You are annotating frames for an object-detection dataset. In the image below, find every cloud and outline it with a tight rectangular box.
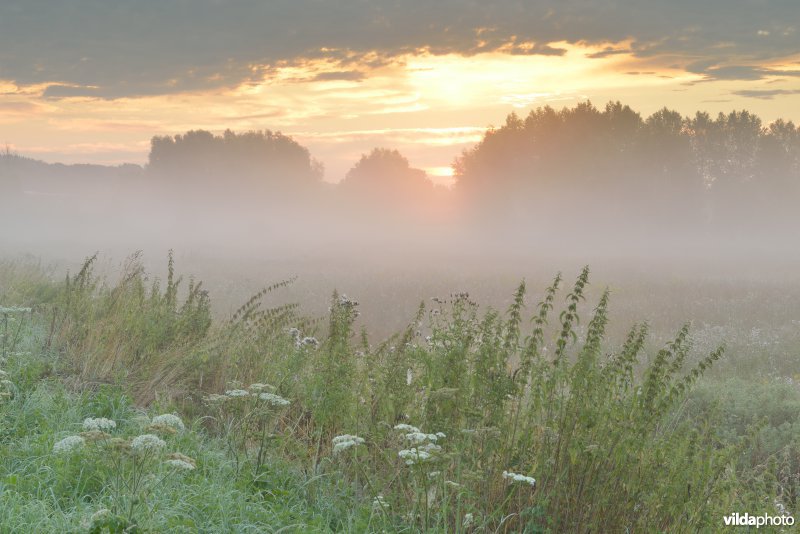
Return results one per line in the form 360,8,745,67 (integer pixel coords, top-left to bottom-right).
1,1,798,99
732,88,800,100
312,70,366,82
588,47,631,59
685,61,800,82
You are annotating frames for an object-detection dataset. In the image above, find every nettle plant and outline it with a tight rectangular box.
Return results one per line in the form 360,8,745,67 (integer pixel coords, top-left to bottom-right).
315,268,733,532
52,412,194,530
203,382,291,478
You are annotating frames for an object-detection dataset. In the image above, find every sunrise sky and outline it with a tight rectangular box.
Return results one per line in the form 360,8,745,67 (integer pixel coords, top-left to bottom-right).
1,1,799,184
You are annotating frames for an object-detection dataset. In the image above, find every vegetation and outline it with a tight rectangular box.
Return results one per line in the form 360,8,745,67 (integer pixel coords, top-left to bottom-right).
2,255,797,532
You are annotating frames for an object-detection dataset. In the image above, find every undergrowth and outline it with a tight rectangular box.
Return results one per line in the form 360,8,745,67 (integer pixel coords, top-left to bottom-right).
0,254,796,532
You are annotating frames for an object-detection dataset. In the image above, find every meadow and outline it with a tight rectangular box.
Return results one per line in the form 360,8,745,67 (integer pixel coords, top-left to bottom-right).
1,253,799,532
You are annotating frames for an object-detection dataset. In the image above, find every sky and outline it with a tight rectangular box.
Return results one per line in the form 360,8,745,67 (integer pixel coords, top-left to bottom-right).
1,1,799,185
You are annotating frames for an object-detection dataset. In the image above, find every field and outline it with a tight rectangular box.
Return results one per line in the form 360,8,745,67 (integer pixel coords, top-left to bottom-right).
1,253,799,532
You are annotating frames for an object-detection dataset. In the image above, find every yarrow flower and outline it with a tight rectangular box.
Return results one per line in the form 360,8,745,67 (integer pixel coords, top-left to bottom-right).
131,434,166,452
393,424,420,433
151,413,185,432
82,417,117,432
203,393,228,404
405,431,446,444
53,435,86,454
165,458,196,471
463,513,474,528
502,470,536,487
248,383,275,393
398,448,433,465
332,434,365,454
257,392,291,407
225,389,250,398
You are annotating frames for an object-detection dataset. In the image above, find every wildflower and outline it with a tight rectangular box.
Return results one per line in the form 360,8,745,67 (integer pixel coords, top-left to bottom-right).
463,513,474,528
393,423,420,433
151,413,185,432
445,480,462,488
248,383,275,393
332,434,365,454
428,471,441,478
131,434,166,452
82,417,117,432
502,470,536,487
257,392,291,407
165,459,196,471
405,431,444,445
225,389,250,398
398,446,439,465
53,435,86,454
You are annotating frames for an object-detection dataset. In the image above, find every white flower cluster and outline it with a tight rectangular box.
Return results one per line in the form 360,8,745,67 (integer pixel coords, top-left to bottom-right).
151,413,185,431
257,392,291,407
248,383,275,393
82,417,117,432
332,434,365,454
393,424,445,465
502,470,536,487
131,434,166,452
53,435,86,454
405,431,446,444
225,389,250,398
463,513,474,528
165,458,195,471
398,447,437,465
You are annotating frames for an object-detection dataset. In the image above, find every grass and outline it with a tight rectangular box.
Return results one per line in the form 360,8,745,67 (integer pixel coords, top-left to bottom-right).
1,254,798,532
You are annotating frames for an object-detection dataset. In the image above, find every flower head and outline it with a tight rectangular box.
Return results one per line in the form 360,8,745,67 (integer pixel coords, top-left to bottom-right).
332,434,365,454
82,417,117,432
463,513,474,528
502,470,536,487
248,383,275,393
151,413,185,432
53,435,86,454
225,389,250,398
257,392,291,407
165,458,196,471
131,434,166,452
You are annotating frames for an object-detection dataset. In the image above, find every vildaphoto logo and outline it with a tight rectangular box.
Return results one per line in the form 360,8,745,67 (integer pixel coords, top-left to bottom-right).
723,512,794,528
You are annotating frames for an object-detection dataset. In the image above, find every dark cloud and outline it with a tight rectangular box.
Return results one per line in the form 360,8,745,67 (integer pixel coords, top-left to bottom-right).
732,88,800,99
588,47,631,59
685,61,800,82
1,0,799,98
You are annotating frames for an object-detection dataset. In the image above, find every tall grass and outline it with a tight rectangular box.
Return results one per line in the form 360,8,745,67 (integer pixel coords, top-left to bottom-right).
1,255,795,531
